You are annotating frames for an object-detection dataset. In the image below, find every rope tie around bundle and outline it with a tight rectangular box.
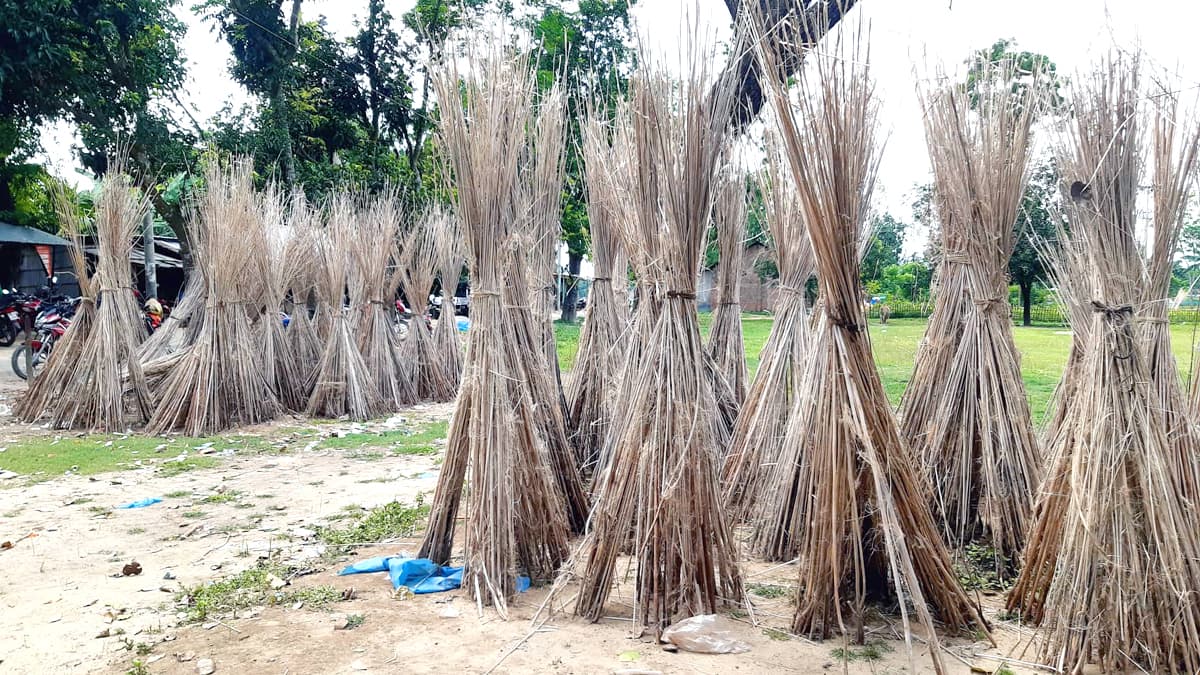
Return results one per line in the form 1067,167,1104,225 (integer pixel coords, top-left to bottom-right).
942,252,971,265
665,289,697,300
971,296,1010,316
776,283,805,297
1090,300,1134,320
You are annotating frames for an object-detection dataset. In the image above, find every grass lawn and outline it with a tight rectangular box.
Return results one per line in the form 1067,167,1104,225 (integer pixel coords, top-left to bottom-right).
555,315,1200,424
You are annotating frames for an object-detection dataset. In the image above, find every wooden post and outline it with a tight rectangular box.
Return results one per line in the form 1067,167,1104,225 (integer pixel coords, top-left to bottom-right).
143,211,158,300
22,310,32,383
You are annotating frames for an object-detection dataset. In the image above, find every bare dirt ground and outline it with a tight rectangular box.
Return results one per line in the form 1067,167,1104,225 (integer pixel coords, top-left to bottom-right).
0,375,1046,675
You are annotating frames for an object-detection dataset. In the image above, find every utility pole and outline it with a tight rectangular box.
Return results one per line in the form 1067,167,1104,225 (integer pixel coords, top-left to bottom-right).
142,211,158,299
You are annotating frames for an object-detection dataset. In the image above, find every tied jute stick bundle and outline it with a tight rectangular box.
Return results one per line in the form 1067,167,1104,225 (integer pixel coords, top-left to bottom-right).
750,15,987,667
1035,215,1090,444
587,101,660,482
281,198,323,396
17,161,152,430
706,170,749,406
721,137,815,520
256,185,306,412
147,160,281,435
306,194,388,420
417,51,575,614
567,113,631,474
572,47,744,635
526,85,571,426
897,59,1042,561
398,208,458,402
430,208,464,392
353,193,417,410
1008,55,1200,674
1143,93,1200,501
500,83,589,532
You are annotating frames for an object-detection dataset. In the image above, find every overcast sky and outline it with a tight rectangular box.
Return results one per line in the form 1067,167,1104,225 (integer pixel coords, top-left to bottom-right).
40,0,1200,257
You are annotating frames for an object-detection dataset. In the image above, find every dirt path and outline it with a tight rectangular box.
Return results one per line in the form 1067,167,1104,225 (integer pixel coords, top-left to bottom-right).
0,404,451,674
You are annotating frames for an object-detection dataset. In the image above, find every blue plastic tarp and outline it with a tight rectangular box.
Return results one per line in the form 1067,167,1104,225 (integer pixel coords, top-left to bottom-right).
338,556,528,594
118,497,162,509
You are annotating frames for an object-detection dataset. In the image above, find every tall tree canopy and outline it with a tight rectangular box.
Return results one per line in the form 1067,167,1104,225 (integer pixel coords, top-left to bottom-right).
0,0,186,229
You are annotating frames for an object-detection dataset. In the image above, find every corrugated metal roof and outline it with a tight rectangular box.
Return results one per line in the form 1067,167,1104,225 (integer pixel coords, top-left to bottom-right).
0,221,71,246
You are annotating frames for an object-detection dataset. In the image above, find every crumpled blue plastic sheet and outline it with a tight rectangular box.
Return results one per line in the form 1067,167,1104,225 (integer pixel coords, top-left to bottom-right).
338,556,529,594
118,497,162,509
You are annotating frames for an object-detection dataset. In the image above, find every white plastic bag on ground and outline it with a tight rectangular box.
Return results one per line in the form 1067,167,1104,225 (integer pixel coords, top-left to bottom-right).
660,614,751,654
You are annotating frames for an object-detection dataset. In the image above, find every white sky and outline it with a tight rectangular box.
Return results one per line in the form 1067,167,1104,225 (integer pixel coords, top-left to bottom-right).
38,0,1200,257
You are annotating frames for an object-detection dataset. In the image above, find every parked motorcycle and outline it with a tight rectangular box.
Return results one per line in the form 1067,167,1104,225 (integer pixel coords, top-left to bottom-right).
12,297,78,380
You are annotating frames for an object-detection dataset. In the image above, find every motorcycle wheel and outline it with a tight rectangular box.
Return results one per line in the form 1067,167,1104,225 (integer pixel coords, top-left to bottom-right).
11,344,29,380
0,321,15,347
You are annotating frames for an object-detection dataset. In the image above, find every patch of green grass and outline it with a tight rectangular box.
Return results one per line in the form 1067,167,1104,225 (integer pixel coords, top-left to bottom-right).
158,457,221,477
164,490,192,498
748,583,790,599
291,585,341,607
317,499,429,554
2,509,21,517
87,505,110,515
318,422,448,458
831,640,893,663
182,510,207,519
0,434,293,485
344,613,366,630
557,315,1200,424
125,661,150,675
201,490,242,504
954,542,1013,592
179,562,341,622
995,667,1016,675
127,527,146,535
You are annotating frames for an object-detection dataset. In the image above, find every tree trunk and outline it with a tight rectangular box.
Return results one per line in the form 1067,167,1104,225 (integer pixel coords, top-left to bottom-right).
276,0,303,191
1020,280,1033,327
0,169,14,215
560,252,581,323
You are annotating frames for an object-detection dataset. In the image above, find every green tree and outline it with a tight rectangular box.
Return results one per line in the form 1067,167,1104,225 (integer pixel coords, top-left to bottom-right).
862,213,907,285
0,0,186,228
529,0,636,322
198,0,305,188
1009,160,1058,325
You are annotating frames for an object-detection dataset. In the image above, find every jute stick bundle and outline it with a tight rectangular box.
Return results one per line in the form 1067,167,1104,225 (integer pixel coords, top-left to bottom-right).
430,208,464,392
352,193,416,410
1008,55,1200,673
706,171,749,406
1142,94,1200,500
897,60,1042,560
573,48,744,635
282,198,323,397
306,195,387,420
256,185,306,411
526,86,571,425
721,138,815,520
417,51,574,613
147,160,281,434
589,102,658,482
17,161,152,430
567,114,630,473
750,15,986,668
398,208,458,402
